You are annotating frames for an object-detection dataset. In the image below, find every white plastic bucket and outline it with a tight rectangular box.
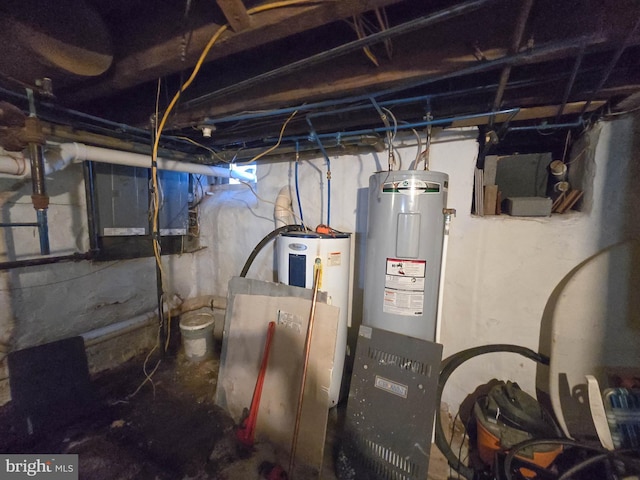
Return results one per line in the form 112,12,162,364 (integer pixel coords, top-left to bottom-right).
179,311,215,361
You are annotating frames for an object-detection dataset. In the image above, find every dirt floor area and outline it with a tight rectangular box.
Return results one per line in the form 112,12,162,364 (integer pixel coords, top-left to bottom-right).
0,343,453,480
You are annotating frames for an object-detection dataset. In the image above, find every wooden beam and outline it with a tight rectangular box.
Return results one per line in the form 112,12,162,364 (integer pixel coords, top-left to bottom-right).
168,23,637,130
166,39,582,127
67,0,406,103
216,0,251,32
450,101,606,127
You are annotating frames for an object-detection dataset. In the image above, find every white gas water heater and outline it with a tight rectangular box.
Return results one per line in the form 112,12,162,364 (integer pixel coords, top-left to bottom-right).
363,170,450,341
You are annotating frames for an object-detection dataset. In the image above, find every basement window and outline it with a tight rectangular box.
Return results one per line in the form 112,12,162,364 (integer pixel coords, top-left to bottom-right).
476,153,554,216
229,163,257,184
86,162,197,260
474,128,586,217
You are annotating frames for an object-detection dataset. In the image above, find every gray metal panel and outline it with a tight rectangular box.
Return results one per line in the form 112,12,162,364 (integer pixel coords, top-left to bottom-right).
94,163,148,236
94,165,189,237
342,325,443,480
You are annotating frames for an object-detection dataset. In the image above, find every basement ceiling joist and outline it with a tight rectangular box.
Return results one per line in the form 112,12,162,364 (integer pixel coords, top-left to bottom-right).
160,1,640,130
0,0,639,153
65,0,407,103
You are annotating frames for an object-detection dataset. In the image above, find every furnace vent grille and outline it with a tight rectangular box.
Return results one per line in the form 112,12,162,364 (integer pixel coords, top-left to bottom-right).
367,347,432,377
342,326,442,480
364,439,418,479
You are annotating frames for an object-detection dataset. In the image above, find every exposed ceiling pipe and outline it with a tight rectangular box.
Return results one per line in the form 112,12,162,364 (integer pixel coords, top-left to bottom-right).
294,107,521,143
190,35,594,137
579,14,640,117
0,142,255,182
490,0,534,119
555,42,586,122
0,85,195,150
181,0,501,110
202,62,606,135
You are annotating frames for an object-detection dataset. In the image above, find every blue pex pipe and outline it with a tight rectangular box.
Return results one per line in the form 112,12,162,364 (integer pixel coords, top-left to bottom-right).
306,119,332,226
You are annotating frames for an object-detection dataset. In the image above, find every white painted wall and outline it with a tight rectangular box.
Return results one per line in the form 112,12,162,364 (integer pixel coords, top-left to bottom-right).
0,113,637,418
195,115,640,416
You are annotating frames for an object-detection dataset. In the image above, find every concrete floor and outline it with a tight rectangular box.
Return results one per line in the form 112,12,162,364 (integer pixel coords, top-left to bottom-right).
0,346,454,480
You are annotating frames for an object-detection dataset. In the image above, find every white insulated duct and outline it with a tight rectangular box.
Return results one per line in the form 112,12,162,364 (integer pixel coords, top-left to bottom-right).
0,142,255,182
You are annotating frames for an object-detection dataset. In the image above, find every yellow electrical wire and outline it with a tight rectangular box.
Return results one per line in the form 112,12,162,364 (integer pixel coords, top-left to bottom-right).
351,15,379,67
236,109,298,165
152,0,328,160
148,1,329,360
175,136,232,163
151,1,328,244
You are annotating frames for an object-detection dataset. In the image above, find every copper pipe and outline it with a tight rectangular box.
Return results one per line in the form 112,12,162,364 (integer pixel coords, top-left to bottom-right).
289,266,321,478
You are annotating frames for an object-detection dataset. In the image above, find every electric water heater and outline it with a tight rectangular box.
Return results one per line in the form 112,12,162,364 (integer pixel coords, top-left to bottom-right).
276,231,352,407
363,170,448,341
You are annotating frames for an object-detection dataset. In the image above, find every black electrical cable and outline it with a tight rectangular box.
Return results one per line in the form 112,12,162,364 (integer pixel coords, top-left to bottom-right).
503,438,640,480
434,344,551,480
239,224,306,278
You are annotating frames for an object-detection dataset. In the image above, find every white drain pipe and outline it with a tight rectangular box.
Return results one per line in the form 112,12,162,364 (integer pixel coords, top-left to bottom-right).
0,149,56,178
274,185,295,227
0,142,254,182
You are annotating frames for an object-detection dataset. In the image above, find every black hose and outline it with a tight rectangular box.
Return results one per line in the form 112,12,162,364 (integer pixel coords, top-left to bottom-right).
240,224,306,278
434,344,551,480
503,439,640,480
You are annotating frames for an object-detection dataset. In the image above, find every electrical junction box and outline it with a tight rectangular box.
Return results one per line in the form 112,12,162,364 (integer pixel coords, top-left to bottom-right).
504,196,552,217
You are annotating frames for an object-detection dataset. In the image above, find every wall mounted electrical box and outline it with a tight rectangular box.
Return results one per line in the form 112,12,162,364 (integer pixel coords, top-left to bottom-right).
91,163,190,259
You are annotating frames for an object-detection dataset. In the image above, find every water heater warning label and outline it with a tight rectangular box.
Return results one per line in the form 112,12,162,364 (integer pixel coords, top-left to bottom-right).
384,258,426,316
